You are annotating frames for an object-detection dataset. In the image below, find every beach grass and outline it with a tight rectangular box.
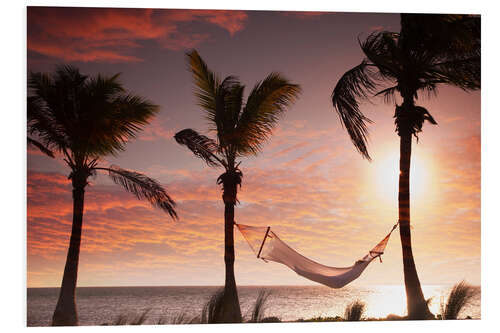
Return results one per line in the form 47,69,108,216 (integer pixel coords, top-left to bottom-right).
439,281,478,320
104,308,151,325
248,290,272,323
200,288,226,323
100,282,478,325
344,300,365,321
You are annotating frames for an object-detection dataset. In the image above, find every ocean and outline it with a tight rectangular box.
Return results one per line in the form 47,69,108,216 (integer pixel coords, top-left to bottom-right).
27,285,481,326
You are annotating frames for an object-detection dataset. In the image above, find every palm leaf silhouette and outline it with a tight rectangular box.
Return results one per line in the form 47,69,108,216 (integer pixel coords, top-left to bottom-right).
330,14,480,319
175,50,300,322
28,65,177,326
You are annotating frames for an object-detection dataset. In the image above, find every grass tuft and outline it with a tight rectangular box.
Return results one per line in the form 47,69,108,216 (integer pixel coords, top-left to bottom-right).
170,311,200,324
249,290,272,323
440,281,478,320
106,309,151,325
344,300,366,321
200,288,226,324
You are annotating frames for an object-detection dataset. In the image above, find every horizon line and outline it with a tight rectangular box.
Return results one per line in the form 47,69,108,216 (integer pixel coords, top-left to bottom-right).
27,283,480,289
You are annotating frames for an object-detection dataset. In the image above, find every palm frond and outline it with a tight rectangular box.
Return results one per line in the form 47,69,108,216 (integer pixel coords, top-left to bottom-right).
101,165,177,219
27,136,55,158
236,72,301,155
174,129,223,167
375,85,398,104
331,14,479,162
400,14,480,60
360,32,400,80
54,64,88,86
84,72,124,98
186,50,220,120
28,71,53,99
110,94,159,135
212,76,244,151
27,84,69,151
399,14,480,93
187,50,247,149
28,66,158,160
431,57,480,90
331,60,378,160
76,80,158,157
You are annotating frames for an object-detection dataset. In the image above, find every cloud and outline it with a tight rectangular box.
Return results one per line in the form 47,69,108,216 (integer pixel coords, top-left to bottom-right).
27,7,248,63
273,142,311,158
26,157,378,287
369,25,385,32
26,127,481,287
281,145,331,167
138,117,175,142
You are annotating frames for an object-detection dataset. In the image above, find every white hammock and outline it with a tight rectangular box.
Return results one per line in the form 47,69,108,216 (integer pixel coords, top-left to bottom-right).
236,223,398,288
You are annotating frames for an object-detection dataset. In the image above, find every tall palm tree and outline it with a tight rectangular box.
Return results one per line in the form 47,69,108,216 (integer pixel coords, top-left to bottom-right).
175,50,300,323
331,14,480,319
27,65,178,326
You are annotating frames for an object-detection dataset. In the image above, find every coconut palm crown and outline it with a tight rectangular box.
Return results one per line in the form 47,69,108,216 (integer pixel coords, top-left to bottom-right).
175,50,300,322
28,65,178,326
331,14,479,319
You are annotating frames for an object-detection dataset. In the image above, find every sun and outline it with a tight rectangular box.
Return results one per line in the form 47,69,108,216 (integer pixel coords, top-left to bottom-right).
372,150,430,205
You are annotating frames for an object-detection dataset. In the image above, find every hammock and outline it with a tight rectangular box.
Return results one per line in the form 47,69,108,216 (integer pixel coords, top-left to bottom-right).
236,223,398,288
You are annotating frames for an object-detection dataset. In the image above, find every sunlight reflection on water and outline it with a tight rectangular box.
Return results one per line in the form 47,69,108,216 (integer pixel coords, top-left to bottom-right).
27,284,480,326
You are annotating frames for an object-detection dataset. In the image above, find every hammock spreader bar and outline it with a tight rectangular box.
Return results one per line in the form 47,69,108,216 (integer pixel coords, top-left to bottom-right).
257,226,271,259
236,222,399,289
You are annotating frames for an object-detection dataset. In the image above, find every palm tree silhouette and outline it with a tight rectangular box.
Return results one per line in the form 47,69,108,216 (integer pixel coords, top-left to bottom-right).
175,50,300,323
331,14,480,319
28,65,178,326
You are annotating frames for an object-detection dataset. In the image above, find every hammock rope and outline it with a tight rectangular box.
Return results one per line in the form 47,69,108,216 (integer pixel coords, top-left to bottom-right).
236,221,399,288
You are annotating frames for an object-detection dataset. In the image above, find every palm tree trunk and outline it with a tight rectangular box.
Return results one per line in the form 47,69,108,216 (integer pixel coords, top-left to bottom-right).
220,176,242,323
51,173,87,326
398,130,433,319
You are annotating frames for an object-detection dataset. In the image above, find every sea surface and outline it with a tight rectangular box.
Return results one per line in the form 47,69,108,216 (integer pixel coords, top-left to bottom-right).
27,285,480,326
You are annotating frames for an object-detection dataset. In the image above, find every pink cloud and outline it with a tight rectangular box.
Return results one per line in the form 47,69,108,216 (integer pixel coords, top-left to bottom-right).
273,141,311,158
26,129,481,287
138,118,175,142
282,145,331,167
369,25,385,31
160,9,248,36
27,7,248,63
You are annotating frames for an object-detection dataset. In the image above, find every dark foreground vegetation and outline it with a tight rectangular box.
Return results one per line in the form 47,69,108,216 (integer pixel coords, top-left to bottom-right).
100,281,478,326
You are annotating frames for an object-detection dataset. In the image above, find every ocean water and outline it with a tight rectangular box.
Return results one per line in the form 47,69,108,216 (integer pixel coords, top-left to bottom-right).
27,285,480,326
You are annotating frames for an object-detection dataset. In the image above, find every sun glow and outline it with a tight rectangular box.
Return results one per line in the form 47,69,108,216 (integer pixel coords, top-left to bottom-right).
364,285,447,318
372,150,431,205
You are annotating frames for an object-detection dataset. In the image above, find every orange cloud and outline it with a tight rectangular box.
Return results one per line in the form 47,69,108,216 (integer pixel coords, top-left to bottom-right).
26,126,481,287
27,7,248,63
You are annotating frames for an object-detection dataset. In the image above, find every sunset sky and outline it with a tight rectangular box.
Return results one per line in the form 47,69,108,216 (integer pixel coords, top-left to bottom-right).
27,7,480,288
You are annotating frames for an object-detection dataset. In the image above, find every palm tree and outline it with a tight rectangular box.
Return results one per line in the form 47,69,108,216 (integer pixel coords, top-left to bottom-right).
330,14,480,319
175,50,300,323
27,65,178,326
